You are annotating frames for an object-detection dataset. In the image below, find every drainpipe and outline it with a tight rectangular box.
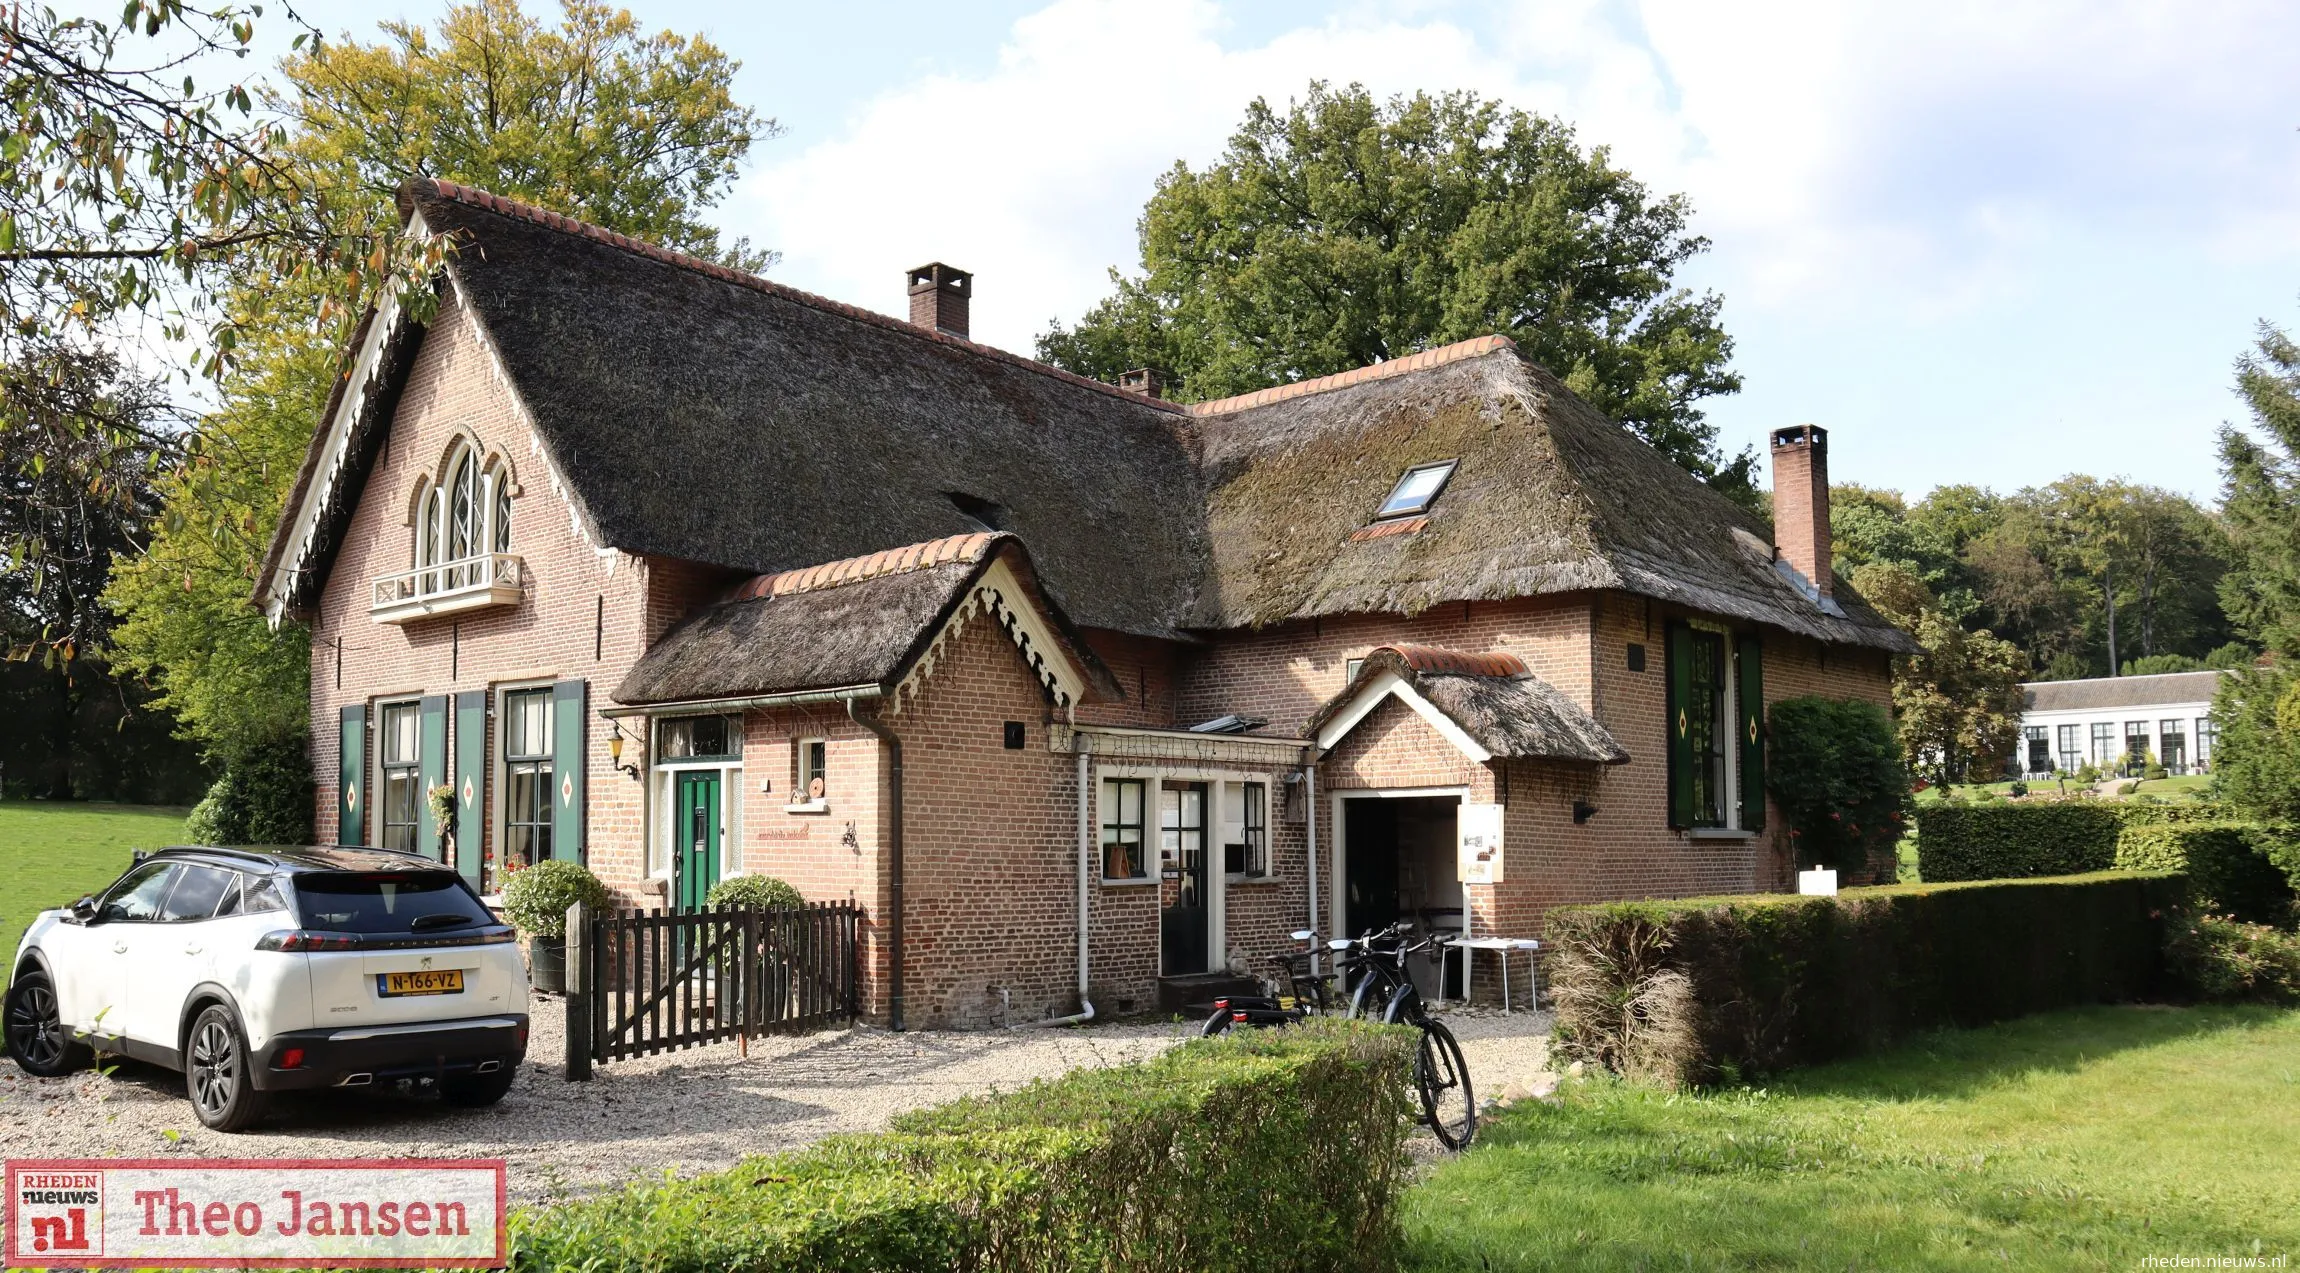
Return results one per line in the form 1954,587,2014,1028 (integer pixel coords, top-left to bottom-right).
849,697,905,1032
1305,753,1321,974
1015,734,1095,1028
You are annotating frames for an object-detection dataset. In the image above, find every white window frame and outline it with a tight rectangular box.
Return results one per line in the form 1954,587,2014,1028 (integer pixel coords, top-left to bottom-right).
650,759,744,883
1222,779,1270,881
374,696,423,853
493,680,556,873
787,737,830,814
1095,762,1287,982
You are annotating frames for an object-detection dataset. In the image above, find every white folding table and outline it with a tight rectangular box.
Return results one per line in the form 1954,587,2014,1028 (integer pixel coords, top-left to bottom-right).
1449,937,1541,1013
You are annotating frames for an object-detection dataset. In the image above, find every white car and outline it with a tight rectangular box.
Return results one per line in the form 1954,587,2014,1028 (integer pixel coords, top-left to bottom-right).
5,846,530,1131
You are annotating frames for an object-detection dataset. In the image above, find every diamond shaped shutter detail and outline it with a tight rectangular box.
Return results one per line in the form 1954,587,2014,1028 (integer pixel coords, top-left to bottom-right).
552,680,587,863
339,704,366,846
1665,621,1695,829
454,691,487,891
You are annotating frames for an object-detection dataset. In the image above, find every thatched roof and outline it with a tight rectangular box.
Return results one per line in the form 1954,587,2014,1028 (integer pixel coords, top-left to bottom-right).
1308,645,1630,765
614,533,1114,709
258,179,1911,655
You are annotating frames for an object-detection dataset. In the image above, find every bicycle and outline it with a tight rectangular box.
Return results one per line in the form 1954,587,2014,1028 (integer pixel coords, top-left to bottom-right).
1195,921,1406,1037
1360,930,1476,1151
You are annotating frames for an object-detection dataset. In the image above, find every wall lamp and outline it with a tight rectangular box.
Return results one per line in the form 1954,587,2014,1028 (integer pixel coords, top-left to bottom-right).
608,724,643,781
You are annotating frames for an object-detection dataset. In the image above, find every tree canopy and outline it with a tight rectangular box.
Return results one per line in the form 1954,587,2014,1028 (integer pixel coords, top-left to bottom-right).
1853,561,2029,787
1036,82,1751,499
2218,321,2300,657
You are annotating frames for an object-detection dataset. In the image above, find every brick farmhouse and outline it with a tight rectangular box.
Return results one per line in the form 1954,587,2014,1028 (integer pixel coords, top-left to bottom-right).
255,178,1915,1029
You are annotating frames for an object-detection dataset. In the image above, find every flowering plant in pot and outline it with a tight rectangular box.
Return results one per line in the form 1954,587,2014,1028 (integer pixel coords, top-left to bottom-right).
500,859,613,993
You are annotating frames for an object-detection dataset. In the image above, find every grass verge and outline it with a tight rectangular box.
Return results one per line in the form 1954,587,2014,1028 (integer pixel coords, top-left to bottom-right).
1404,1004,2300,1271
0,800,188,976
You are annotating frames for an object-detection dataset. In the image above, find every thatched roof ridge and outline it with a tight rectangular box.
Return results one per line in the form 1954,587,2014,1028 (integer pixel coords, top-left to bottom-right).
1186,335,1516,416
1308,645,1629,765
614,533,1113,707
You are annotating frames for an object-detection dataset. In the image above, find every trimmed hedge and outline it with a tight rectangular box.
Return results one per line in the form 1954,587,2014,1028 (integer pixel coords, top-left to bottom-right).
1915,799,2227,882
2116,822,2297,925
510,1018,1414,1272
1547,872,2186,1087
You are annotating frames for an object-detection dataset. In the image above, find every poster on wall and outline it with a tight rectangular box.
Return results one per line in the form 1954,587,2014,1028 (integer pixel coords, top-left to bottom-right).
1457,802,1504,884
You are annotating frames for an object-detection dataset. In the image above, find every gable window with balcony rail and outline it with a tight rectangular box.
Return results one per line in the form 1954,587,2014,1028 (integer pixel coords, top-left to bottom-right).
372,441,525,623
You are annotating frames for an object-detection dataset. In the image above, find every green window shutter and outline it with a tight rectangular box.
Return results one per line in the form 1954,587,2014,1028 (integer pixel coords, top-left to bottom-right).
1665,621,1695,829
418,695,449,862
552,680,588,863
338,704,366,846
1738,636,1766,831
454,691,487,892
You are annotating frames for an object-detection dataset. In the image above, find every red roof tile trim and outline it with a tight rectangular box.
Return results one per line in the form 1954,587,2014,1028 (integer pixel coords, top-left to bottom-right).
727,532,998,602
1347,515,1428,543
415,179,1187,417
1375,644,1529,678
1186,335,1517,417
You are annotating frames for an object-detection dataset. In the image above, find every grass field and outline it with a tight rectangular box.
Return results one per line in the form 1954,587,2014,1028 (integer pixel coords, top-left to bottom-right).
0,800,188,975
1403,1004,2300,1271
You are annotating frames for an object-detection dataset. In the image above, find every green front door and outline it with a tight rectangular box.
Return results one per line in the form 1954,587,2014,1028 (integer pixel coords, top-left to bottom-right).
674,770,722,911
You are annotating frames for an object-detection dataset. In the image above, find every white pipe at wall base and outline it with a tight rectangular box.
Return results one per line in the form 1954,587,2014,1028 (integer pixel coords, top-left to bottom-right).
1016,743,1095,1029
1305,759,1320,975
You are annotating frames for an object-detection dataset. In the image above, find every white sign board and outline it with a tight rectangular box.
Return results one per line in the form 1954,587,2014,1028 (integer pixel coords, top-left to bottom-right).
1797,868,1839,896
1457,802,1505,885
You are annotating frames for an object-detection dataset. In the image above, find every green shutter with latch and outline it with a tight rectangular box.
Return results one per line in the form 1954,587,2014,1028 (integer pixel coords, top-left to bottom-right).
338,704,366,846
454,691,487,891
418,694,449,861
552,680,587,863
1665,621,1696,828
1738,635,1766,831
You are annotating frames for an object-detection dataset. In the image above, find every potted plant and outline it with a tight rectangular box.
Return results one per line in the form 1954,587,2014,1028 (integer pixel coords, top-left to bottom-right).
427,782,457,862
500,859,613,994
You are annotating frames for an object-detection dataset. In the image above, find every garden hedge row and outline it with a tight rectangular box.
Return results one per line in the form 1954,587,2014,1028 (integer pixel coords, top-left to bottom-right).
1914,800,2226,882
509,1018,1415,1272
2115,822,2298,924
1546,871,2187,1087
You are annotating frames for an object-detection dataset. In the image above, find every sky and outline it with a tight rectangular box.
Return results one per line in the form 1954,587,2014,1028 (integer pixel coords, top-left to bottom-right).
268,0,2300,504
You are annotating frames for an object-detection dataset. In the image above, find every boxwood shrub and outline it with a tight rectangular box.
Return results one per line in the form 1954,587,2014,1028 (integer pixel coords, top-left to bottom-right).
509,1018,1414,1272
1915,799,2225,882
1546,871,2186,1087
2115,822,2297,924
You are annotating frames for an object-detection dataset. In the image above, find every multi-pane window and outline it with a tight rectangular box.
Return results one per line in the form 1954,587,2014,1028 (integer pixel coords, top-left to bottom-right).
1224,782,1268,877
2057,724,2082,773
797,739,828,803
2124,721,2151,773
503,687,554,866
2023,725,2050,775
1684,628,1728,827
379,701,421,852
1101,778,1147,880
2090,722,2117,765
659,714,738,760
2159,720,2188,773
2197,717,2219,765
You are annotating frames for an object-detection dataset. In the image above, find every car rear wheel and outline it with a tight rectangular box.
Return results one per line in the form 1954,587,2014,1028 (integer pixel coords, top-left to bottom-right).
186,1005,269,1132
4,971,90,1077
440,1065,517,1108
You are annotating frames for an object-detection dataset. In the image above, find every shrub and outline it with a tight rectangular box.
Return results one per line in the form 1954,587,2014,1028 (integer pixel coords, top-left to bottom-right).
1764,696,1910,875
2008,779,2028,798
2205,664,2300,823
1546,872,2185,1087
2165,914,2300,1004
510,1019,1415,1272
706,873,805,910
500,859,614,938
1915,799,2228,882
2114,822,2296,925
181,731,315,846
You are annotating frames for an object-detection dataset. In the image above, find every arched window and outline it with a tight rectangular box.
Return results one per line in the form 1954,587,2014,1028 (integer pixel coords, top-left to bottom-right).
403,441,514,601
490,461,512,553
446,450,476,563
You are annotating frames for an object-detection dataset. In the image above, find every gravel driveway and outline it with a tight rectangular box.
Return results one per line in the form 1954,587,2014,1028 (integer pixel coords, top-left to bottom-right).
0,1000,1552,1202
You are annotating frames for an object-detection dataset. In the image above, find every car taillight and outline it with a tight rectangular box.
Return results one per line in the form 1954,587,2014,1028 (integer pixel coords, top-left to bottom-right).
256,930,359,952
277,1048,305,1070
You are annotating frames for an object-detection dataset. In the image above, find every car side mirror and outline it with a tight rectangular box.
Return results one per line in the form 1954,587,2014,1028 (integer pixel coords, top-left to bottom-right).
70,895,99,924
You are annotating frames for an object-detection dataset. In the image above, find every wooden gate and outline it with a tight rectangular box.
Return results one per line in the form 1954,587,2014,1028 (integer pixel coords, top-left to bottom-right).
564,901,860,1077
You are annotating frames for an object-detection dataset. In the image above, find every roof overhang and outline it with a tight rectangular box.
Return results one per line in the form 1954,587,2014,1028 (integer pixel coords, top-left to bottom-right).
1315,667,1495,763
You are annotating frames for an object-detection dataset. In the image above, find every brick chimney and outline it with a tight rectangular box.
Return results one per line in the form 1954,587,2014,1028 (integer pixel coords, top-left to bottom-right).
907,262,971,338
1770,424,1832,598
1117,368,1164,400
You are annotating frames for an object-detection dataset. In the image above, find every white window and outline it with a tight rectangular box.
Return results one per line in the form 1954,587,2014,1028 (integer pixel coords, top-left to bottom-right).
412,442,511,576
1222,781,1268,878
1376,460,1457,519
1100,777,1148,881
794,738,828,807
501,687,554,868
378,700,421,853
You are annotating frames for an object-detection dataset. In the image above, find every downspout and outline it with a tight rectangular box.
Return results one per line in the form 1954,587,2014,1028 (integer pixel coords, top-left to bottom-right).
1305,752,1321,974
849,697,905,1032
1016,728,1095,1027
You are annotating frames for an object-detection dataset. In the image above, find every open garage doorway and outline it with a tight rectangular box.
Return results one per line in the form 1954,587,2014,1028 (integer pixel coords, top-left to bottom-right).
1334,790,1467,1000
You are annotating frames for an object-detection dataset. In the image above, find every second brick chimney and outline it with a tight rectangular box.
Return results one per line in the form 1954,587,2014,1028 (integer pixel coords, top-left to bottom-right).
1770,424,1832,598
907,262,971,339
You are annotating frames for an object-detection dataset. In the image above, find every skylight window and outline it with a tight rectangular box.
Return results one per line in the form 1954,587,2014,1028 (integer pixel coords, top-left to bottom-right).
1376,461,1457,520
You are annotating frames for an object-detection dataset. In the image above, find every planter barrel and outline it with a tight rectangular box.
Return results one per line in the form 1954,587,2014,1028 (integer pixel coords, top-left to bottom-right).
529,934,568,994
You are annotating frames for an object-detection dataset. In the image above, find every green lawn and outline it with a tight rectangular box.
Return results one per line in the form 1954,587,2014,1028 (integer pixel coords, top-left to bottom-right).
0,800,188,975
1404,1005,2300,1271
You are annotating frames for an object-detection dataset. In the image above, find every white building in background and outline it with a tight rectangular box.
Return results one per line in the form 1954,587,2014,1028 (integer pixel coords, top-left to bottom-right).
2014,670,2227,778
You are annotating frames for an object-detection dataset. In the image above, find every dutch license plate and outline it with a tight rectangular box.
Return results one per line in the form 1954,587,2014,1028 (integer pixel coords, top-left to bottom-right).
377,969,464,997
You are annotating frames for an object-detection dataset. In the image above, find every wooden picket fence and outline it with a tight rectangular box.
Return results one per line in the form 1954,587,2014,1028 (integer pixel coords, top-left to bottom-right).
564,901,860,1077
